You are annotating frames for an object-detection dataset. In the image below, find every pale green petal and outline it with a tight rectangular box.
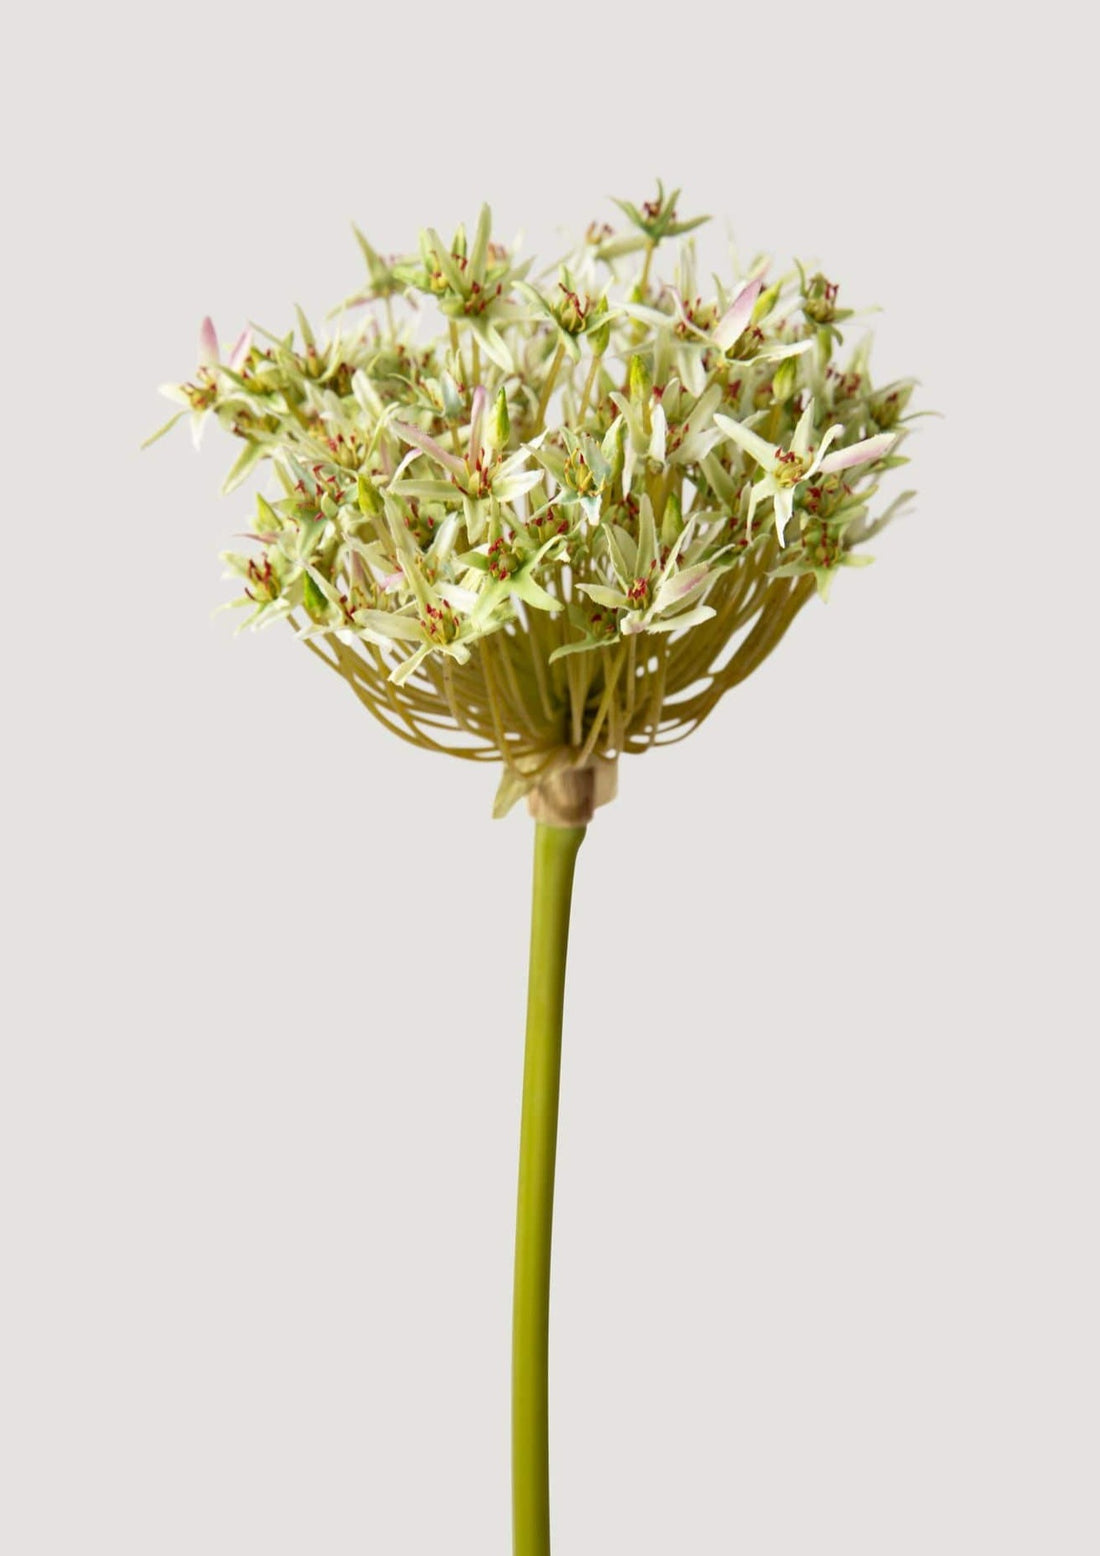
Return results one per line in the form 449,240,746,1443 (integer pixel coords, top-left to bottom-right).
389,642,434,685
222,440,265,494
644,604,716,634
714,413,779,471
578,583,631,609
141,410,186,448
510,570,564,613
790,398,815,459
493,468,544,502
636,494,658,576
354,610,424,643
774,489,795,546
648,403,667,465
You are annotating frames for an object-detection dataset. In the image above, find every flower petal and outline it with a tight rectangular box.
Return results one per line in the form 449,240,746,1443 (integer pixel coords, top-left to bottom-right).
392,420,466,478
790,398,815,459
197,317,219,367
714,413,780,472
648,402,667,465
468,385,487,463
713,278,763,352
774,488,794,546
817,431,897,475
227,328,253,372
653,562,710,613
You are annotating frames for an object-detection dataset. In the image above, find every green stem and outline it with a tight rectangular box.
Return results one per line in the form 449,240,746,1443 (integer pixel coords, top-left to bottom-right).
532,340,566,435
512,820,585,1556
638,238,656,299
577,351,603,424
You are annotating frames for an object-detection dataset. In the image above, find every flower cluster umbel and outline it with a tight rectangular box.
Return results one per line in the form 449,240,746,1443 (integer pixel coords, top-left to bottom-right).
151,183,919,814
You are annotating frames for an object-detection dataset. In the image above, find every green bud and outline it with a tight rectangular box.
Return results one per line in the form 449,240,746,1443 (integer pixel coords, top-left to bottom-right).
587,296,611,357
440,371,464,422
803,272,839,324
772,358,798,403
601,417,625,483
628,352,652,406
870,383,913,430
357,474,383,517
302,571,329,622
753,283,780,323
487,386,510,451
294,304,316,351
255,494,280,533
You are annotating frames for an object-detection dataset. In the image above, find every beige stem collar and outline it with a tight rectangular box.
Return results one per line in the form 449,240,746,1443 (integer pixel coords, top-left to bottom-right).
527,758,619,828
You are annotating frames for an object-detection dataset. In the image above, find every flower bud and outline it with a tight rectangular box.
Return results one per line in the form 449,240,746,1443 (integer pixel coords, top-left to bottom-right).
803,272,839,324
628,352,652,406
753,282,779,322
870,383,913,430
772,357,798,403
587,296,611,357
357,474,383,517
440,371,464,422
302,571,330,622
486,386,510,452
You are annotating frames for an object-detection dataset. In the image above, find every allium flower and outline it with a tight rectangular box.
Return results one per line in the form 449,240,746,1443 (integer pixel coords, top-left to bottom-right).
149,317,251,449
715,398,897,545
152,190,918,820
150,185,923,1556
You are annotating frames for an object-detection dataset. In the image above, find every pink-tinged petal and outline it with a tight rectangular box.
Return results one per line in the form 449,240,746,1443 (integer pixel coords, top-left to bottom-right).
817,432,897,475
197,316,219,367
227,328,253,372
713,278,763,352
380,569,404,593
392,420,466,478
468,385,487,462
653,562,710,613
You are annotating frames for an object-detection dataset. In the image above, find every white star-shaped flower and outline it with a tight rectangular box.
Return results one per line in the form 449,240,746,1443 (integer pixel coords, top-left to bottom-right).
714,399,896,544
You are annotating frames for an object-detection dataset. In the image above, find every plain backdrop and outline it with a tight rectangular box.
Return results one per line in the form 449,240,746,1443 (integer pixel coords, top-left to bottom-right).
3,3,1096,1553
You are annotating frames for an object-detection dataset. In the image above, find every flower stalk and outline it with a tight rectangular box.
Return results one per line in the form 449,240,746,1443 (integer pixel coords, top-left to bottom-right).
512,818,585,1556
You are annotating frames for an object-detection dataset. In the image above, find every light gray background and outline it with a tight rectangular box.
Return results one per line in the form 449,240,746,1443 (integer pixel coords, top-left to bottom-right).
3,3,1096,1552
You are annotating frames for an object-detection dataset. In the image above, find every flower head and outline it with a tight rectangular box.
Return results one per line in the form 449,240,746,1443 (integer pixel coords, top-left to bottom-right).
150,187,922,816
